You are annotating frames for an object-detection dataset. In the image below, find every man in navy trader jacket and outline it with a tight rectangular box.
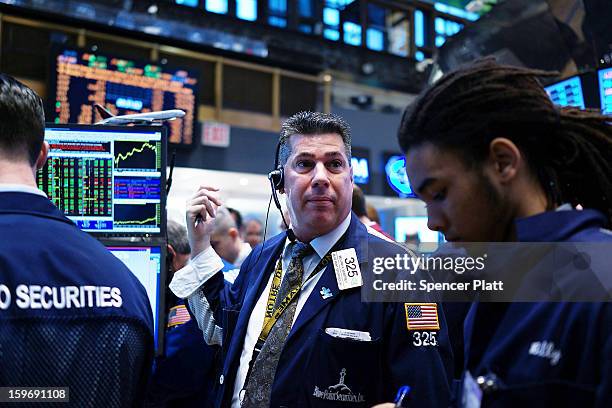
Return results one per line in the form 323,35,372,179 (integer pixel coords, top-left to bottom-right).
171,112,453,407
0,74,154,406
397,59,612,407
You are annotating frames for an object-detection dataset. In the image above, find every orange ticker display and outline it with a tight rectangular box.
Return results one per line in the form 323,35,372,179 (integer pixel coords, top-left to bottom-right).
50,48,198,145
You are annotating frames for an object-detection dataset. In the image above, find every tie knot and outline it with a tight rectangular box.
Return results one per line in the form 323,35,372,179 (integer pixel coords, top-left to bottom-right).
290,241,313,260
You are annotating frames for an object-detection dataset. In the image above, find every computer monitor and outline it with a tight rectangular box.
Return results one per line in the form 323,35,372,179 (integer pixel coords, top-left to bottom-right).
49,48,198,145
103,242,165,352
38,124,166,236
597,67,612,115
395,216,443,249
544,76,586,109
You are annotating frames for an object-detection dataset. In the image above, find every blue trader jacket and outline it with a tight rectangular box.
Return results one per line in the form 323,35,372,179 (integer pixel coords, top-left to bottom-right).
200,214,454,407
0,191,154,404
463,209,612,407
0,191,153,328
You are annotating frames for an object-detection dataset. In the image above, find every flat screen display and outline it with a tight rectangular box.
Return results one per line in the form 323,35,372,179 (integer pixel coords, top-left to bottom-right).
49,48,198,145
105,244,164,351
38,125,166,236
598,67,612,115
544,76,586,109
395,216,443,245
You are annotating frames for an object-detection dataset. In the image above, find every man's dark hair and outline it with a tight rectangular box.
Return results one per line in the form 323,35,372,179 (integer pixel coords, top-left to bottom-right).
352,185,368,217
167,220,190,255
0,74,45,165
398,58,612,225
227,207,243,230
278,111,352,166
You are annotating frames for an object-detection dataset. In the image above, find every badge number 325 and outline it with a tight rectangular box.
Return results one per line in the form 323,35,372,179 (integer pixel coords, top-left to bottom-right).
344,257,359,277
332,248,362,290
413,331,438,347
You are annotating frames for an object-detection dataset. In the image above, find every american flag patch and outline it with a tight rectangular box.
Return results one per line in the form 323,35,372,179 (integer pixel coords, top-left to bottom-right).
404,303,440,331
167,304,191,328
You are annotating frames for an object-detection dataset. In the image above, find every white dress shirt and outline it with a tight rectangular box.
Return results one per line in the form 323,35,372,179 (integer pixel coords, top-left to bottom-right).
170,213,351,408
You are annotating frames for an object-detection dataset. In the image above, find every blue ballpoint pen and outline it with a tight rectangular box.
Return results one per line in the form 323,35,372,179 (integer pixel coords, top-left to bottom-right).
394,385,411,408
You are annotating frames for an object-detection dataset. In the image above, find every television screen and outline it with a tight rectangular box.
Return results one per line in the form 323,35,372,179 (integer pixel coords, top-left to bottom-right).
544,76,586,109
38,124,166,236
49,48,198,145
598,67,612,115
395,216,444,252
104,243,165,351
395,216,442,245
351,146,371,193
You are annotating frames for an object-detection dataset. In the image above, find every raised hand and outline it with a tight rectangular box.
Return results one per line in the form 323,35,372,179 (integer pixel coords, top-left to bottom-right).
185,185,223,257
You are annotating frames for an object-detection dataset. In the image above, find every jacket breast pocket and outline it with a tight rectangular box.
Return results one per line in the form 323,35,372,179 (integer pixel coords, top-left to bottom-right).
301,329,382,408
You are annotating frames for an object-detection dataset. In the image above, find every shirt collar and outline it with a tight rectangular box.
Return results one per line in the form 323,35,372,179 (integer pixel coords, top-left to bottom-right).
284,213,352,259
0,183,47,198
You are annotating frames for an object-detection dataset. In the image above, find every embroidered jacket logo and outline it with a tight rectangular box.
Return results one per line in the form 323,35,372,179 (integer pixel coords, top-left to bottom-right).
312,368,365,403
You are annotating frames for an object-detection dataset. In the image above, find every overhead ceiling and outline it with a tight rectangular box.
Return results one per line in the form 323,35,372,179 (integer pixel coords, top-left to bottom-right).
435,0,609,77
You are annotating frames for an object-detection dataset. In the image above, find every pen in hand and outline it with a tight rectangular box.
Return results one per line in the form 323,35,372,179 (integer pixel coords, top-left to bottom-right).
394,385,411,408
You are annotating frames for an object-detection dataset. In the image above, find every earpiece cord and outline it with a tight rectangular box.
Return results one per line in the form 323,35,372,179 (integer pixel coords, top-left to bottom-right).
252,194,274,267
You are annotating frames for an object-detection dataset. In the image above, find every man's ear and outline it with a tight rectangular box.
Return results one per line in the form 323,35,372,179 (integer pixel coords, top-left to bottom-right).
35,141,49,171
488,137,521,183
229,227,239,239
167,244,177,259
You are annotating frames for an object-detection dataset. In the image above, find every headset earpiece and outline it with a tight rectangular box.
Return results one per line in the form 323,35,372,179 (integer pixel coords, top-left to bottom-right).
268,139,293,240
267,167,284,190
268,141,284,190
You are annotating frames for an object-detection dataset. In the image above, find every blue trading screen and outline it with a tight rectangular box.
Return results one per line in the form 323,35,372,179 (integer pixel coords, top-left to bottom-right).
395,216,443,244
38,126,164,234
50,48,198,145
106,245,162,348
544,76,586,109
598,68,612,115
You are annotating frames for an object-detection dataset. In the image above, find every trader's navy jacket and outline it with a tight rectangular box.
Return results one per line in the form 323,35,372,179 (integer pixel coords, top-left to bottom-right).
0,191,153,328
0,191,154,404
201,213,454,407
463,209,612,407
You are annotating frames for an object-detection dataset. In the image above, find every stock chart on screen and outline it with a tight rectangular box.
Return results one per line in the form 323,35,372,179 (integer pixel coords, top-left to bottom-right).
49,48,198,145
38,125,166,235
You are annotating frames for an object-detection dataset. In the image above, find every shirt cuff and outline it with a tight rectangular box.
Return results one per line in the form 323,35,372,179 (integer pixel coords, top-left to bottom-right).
169,246,224,298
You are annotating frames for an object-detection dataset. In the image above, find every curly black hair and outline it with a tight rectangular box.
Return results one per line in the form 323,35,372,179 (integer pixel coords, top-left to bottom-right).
398,58,612,225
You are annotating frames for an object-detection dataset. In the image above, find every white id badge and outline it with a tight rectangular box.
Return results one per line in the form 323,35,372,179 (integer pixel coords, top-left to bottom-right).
462,371,482,408
331,248,362,290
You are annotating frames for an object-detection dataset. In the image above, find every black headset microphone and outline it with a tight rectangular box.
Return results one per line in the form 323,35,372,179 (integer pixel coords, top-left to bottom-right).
267,141,296,242
247,141,296,272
